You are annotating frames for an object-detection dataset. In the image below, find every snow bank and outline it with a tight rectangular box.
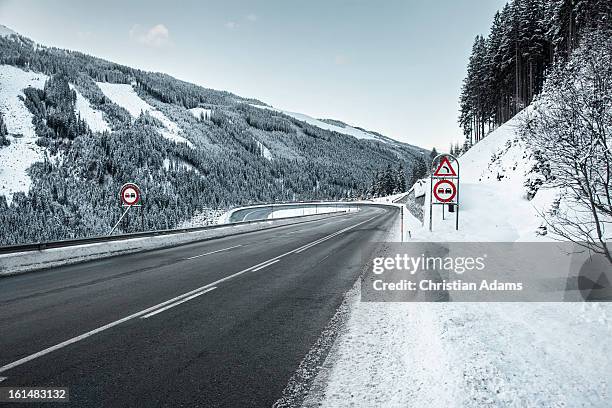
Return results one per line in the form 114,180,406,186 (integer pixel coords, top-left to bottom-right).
70,85,110,133
251,104,384,142
304,109,612,407
0,65,48,205
266,206,355,219
96,82,193,147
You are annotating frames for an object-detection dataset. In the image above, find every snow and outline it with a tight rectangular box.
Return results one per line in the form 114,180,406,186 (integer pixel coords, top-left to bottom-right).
0,65,48,205
188,107,212,121
0,25,18,38
413,179,427,198
267,206,355,219
253,138,272,160
251,104,384,142
162,157,200,174
70,85,110,133
96,82,193,147
305,108,612,407
371,192,409,203
408,108,558,242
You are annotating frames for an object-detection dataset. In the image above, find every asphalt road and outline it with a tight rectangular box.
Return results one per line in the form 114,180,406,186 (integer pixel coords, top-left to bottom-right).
0,206,398,407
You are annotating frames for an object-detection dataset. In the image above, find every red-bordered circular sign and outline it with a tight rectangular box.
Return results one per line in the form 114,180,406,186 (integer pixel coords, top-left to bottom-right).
120,183,141,206
432,179,457,203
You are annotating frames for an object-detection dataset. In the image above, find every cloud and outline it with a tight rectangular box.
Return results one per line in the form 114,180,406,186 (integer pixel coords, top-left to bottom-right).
224,21,238,30
129,24,171,47
246,14,258,22
334,55,350,65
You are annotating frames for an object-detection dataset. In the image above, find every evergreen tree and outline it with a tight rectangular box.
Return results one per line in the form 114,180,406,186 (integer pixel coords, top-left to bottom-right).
0,112,9,146
410,156,427,186
395,164,407,193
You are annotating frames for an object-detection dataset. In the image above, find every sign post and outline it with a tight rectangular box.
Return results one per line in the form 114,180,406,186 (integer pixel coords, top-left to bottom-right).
429,154,459,231
109,183,142,235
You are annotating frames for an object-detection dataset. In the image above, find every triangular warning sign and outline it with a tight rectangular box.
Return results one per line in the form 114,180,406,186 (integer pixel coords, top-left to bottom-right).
433,156,457,177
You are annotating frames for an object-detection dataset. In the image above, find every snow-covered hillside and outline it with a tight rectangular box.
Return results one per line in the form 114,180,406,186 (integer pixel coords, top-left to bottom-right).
0,65,48,205
305,110,612,408
251,104,388,143
414,109,558,241
96,82,193,147
0,24,18,38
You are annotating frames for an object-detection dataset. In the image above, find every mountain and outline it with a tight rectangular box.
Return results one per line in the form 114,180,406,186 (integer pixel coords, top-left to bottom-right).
0,25,428,245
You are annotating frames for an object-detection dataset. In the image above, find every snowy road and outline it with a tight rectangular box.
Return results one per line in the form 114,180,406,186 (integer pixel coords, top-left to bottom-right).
0,206,397,407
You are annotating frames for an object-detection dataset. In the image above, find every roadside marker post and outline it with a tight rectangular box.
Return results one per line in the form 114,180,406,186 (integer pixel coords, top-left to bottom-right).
429,154,459,231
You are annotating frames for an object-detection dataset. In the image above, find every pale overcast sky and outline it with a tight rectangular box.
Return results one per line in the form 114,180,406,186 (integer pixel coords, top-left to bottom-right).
0,0,506,149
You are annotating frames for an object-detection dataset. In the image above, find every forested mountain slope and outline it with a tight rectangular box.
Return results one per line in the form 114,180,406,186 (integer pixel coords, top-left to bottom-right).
456,0,611,150
0,26,427,245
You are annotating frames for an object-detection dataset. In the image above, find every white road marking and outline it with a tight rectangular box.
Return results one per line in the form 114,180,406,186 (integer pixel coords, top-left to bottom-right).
293,216,377,254
141,287,217,319
0,377,6,382
251,259,280,272
0,213,380,375
185,245,242,260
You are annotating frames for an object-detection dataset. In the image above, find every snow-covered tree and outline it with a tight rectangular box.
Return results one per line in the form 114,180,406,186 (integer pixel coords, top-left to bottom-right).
522,28,612,263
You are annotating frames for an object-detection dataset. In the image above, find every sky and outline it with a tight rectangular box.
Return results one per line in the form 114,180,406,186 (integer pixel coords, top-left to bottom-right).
0,0,506,149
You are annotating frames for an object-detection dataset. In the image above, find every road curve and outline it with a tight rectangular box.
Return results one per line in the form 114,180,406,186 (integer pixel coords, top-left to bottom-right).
0,206,398,407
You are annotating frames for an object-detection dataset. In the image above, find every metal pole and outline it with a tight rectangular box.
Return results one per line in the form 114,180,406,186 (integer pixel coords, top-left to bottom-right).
110,205,132,235
401,205,404,242
429,178,433,231
456,162,460,231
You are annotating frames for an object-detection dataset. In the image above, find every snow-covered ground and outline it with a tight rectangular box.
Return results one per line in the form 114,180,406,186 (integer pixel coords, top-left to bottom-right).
0,65,48,205
0,24,18,37
253,138,273,160
251,104,384,142
70,85,110,133
267,206,356,219
304,111,612,407
177,208,225,228
96,82,193,147
188,107,212,121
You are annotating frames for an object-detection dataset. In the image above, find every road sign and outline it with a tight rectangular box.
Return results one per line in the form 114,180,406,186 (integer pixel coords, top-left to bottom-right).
433,156,458,178
120,183,141,207
432,179,457,203
429,154,460,231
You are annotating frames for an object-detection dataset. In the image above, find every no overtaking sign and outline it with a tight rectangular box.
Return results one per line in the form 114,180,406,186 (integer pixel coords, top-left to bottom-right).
120,183,141,207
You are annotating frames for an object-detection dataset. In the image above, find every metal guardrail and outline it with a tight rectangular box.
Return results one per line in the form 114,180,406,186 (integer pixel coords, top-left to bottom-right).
0,198,403,255
0,210,349,255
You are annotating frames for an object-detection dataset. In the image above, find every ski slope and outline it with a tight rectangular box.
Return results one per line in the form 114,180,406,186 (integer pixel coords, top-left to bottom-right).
96,82,194,148
70,85,111,133
307,111,612,408
0,65,48,205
